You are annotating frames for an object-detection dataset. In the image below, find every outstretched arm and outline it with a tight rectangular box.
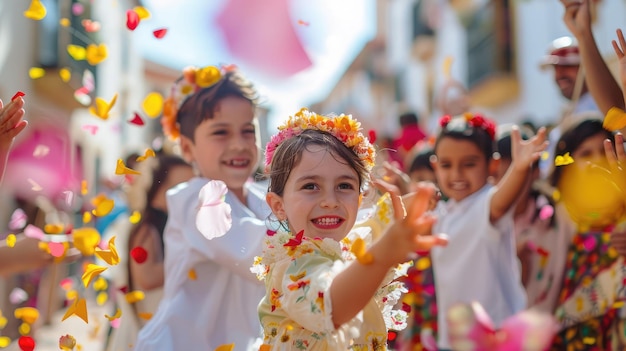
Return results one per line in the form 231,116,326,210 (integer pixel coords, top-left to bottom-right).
490,127,548,223
0,96,27,184
562,0,625,114
612,29,626,108
329,182,447,328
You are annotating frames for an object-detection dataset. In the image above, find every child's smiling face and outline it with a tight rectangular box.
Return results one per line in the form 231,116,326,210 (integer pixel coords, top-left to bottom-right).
267,144,361,242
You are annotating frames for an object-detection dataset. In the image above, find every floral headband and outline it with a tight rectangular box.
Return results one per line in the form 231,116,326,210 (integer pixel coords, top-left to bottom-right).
161,65,227,141
265,108,376,171
439,112,496,140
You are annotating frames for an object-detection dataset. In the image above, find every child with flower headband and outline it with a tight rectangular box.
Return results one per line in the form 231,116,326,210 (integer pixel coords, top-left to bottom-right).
429,113,548,350
135,65,272,351
255,108,448,349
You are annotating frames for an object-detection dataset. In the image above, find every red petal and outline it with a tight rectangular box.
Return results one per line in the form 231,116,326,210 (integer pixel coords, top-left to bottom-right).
128,112,144,126
368,129,377,144
126,10,140,31
18,336,35,351
11,91,25,101
130,246,148,263
153,28,167,39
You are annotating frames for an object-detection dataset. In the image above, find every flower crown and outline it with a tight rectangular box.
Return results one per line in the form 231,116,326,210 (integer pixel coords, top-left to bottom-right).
265,108,376,171
161,65,228,140
439,112,496,140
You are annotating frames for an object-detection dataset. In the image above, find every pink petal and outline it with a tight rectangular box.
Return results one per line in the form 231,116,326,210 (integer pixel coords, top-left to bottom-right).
196,181,232,240
538,205,554,220
49,242,66,257
23,224,44,240
9,288,28,304
9,208,27,230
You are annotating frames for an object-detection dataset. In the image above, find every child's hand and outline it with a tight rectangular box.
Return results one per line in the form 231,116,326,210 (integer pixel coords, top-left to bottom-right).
611,29,626,89
511,126,548,171
0,97,27,152
604,132,626,191
561,0,591,40
381,161,411,195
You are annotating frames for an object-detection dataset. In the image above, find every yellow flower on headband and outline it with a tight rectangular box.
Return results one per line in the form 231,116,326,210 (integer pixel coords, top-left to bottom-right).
196,66,221,88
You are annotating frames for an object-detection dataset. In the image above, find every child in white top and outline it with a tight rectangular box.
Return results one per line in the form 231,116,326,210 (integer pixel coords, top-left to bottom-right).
255,108,448,350
429,113,547,350
134,66,271,351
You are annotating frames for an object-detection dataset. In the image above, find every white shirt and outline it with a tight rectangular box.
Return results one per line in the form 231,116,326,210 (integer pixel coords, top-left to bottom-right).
135,177,271,351
431,185,527,349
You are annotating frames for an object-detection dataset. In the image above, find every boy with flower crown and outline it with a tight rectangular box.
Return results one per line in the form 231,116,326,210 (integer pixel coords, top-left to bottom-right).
134,66,271,351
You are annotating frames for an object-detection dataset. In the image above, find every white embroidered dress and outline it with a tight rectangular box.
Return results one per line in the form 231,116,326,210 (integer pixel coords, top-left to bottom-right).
254,226,410,350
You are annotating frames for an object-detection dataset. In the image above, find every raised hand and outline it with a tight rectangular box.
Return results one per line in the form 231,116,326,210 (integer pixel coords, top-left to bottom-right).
0,97,27,154
511,126,549,171
612,29,626,92
561,0,591,39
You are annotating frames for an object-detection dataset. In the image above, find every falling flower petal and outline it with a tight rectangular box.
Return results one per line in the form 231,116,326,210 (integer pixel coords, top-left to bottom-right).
27,178,42,191
133,6,151,19
33,144,50,158
126,9,140,30
44,223,64,234
81,19,101,33
24,0,46,20
89,93,117,120
0,337,10,347
59,334,76,350
9,288,28,305
11,91,25,101
215,344,235,351
94,236,120,265
152,28,167,39
539,205,554,220
603,107,626,131
67,45,86,61
72,227,101,256
136,149,155,162
59,18,70,27
28,67,45,79
14,307,39,325
137,312,152,320
91,194,115,217
142,92,164,118
93,277,108,291
82,70,95,92
62,298,88,324
74,89,91,106
350,237,374,264
125,291,145,304
85,43,108,65
297,20,309,26
130,246,148,263
9,208,27,230
105,308,121,321
17,335,35,351
71,3,84,15
96,291,108,305
24,224,44,240
81,263,107,287
82,211,92,223
196,180,232,240
128,112,144,126
188,269,197,280
58,68,71,82
129,211,142,224
6,234,16,248
18,323,30,335
115,159,141,175
49,242,67,257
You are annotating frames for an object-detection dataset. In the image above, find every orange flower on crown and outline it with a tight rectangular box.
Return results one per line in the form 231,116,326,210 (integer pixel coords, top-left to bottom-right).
161,65,225,141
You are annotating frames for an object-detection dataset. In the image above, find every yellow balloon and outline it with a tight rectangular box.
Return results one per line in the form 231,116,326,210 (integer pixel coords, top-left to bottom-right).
558,157,626,230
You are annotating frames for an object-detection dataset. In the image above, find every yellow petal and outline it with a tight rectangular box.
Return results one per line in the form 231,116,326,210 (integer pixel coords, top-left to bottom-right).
72,227,101,256
14,307,39,325
415,257,431,270
83,211,92,223
29,67,45,79
115,159,141,175
188,268,197,280
603,107,626,131
85,43,108,66
92,198,115,217
81,263,108,287
81,180,88,195
67,45,86,61
94,236,119,265
350,238,373,265
214,344,235,351
66,290,78,301
59,18,70,27
0,336,11,347
442,56,453,79
44,223,64,234
89,93,118,120
142,92,164,118
137,312,153,320
96,291,108,305
93,277,108,291
125,291,145,304
6,234,16,248
0,315,7,328
24,0,47,20
133,6,151,19
18,323,30,335
104,308,121,321
59,68,71,82
136,148,156,162
62,298,88,324
129,211,142,224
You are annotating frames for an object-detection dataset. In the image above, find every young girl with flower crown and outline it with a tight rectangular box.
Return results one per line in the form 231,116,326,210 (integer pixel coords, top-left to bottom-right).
254,108,448,350
134,66,272,351
429,113,548,350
